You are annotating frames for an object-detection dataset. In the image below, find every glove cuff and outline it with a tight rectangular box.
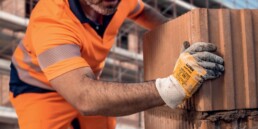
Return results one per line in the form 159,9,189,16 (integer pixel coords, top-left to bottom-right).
155,75,186,109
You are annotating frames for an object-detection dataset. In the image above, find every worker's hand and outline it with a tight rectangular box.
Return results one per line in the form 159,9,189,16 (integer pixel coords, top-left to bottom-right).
155,42,224,108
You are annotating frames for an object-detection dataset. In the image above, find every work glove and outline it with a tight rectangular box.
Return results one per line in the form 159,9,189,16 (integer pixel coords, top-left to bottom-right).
155,42,224,108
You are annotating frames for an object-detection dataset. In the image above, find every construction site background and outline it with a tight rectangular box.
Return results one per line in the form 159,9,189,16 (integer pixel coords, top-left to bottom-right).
0,0,257,129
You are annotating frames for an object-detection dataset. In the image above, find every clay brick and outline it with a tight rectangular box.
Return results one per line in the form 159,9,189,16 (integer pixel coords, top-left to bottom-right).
0,76,2,105
0,74,10,106
128,32,139,53
0,0,25,17
143,9,258,111
144,107,194,129
144,107,258,129
248,116,258,128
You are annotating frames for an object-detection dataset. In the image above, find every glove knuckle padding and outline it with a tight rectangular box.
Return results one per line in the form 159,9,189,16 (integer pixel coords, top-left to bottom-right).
194,52,224,64
185,42,217,54
198,61,214,69
203,70,222,80
197,61,224,72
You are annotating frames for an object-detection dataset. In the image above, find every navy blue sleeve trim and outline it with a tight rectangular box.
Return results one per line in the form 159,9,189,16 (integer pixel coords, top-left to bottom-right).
9,63,55,98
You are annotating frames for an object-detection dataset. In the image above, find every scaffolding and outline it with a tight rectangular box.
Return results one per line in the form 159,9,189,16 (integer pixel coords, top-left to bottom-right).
0,0,257,128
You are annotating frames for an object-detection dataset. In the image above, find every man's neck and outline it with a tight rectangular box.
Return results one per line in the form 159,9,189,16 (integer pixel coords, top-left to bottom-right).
79,0,103,25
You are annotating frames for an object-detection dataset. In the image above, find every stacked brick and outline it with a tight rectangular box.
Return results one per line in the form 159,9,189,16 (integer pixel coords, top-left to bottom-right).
143,9,258,129
0,0,25,17
0,74,10,106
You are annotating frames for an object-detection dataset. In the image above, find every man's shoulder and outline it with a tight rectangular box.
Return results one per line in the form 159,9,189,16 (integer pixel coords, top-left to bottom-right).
30,0,75,24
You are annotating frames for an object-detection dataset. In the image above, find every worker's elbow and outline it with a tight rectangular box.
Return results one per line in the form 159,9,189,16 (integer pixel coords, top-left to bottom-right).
75,102,96,116
76,105,98,116
74,96,101,116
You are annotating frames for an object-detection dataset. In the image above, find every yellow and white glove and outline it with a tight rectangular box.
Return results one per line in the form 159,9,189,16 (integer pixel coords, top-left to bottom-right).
155,42,224,108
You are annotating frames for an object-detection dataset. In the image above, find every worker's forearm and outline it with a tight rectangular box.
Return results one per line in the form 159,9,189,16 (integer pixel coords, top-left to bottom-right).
132,4,169,30
78,76,164,116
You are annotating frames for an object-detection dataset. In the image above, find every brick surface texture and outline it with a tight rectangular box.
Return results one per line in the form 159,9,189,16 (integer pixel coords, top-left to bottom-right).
0,74,10,106
143,9,258,129
0,0,25,17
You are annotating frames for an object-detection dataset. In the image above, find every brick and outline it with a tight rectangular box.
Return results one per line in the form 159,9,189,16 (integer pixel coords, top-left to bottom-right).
144,106,258,129
117,113,142,128
241,10,257,108
128,32,139,53
0,76,2,105
0,74,10,106
0,0,25,17
144,107,194,129
143,9,258,111
248,116,258,128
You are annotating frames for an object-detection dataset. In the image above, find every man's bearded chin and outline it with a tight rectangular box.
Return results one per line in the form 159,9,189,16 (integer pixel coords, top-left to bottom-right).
87,2,118,15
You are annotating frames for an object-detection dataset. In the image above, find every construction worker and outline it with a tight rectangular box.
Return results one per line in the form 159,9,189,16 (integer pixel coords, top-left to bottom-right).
9,0,225,128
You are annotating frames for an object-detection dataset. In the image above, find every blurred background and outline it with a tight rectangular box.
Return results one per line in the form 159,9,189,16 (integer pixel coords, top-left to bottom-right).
0,0,257,129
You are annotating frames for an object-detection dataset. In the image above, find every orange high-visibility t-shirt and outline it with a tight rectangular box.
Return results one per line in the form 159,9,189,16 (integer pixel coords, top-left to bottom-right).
10,0,145,128
12,0,144,90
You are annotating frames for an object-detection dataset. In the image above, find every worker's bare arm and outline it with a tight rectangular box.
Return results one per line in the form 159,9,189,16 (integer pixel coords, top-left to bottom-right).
131,3,169,29
50,42,224,116
50,67,165,116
